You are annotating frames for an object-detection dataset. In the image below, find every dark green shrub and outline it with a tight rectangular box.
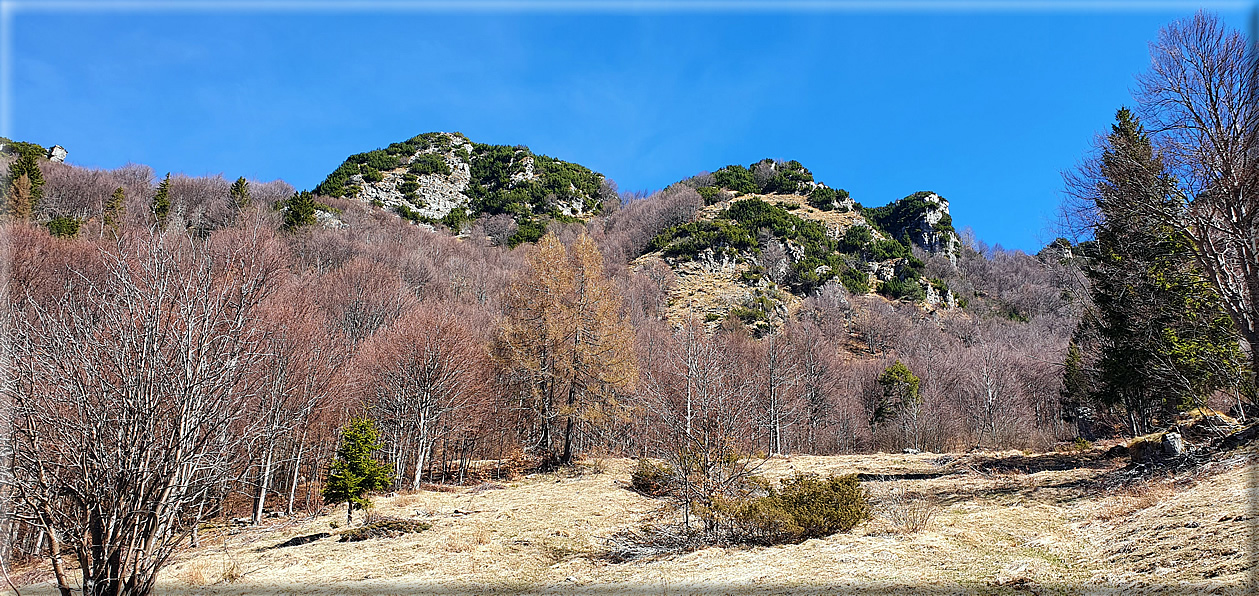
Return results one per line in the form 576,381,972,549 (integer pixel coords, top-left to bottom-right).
870,238,910,261
648,220,758,261
630,459,673,496
840,267,870,294
839,225,872,253
46,215,81,238
758,159,813,195
2,140,47,161
808,186,838,210
313,162,361,197
712,164,758,194
730,305,768,324
771,473,869,538
283,191,318,230
349,149,399,172
440,206,470,231
696,186,721,205
394,204,436,226
507,219,546,248
398,181,419,194
409,153,451,176
879,278,924,301
723,473,870,546
361,166,384,183
807,186,850,211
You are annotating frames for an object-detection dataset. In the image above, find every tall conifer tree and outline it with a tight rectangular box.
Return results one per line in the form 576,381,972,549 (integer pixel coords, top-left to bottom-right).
1078,108,1242,434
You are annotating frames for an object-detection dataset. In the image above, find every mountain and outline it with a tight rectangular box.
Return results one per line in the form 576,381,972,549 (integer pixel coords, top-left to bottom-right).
314,132,609,246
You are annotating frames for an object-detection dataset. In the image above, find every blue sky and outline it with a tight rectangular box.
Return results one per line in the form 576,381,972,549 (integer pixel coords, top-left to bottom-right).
6,1,1254,251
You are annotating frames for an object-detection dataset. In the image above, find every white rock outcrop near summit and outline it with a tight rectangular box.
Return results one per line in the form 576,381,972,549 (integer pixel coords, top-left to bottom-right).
354,135,476,220
907,193,959,264
339,133,599,224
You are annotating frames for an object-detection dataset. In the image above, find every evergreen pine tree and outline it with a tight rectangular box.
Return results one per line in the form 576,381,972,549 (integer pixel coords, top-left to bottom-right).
322,418,393,525
282,190,317,230
6,146,45,205
152,173,172,228
103,186,125,237
877,360,921,448
1079,108,1242,434
229,176,251,210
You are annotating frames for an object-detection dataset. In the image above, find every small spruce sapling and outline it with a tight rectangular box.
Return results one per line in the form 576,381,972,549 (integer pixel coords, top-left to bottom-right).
322,418,393,525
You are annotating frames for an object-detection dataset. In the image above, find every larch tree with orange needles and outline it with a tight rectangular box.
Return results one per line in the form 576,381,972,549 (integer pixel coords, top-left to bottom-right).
498,232,637,466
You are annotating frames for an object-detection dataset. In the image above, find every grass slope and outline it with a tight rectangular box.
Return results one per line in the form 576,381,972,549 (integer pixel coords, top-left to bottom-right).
9,446,1250,595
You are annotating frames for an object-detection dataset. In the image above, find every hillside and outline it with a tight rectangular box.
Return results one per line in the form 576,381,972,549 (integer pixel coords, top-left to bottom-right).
627,158,962,330
313,132,609,246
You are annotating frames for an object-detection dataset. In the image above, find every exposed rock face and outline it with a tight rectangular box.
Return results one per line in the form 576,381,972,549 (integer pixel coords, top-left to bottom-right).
47,145,67,163
355,134,475,220
924,281,957,309
320,132,603,227
907,193,958,262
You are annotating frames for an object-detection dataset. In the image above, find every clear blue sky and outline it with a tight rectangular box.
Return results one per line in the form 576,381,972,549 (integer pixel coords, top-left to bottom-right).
6,1,1254,252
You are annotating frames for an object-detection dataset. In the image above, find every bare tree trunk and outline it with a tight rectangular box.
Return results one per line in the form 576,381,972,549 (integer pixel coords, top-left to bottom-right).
287,432,305,516
252,444,275,525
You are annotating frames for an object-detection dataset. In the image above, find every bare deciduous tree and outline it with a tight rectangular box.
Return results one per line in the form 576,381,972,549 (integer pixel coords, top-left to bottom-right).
4,227,281,596
358,302,490,489
1134,12,1259,376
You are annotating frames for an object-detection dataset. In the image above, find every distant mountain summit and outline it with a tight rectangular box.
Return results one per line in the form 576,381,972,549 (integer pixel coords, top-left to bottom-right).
315,132,609,245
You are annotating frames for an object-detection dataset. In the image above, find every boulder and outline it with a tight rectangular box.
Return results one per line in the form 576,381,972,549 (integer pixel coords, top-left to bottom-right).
1161,432,1185,457
47,145,67,162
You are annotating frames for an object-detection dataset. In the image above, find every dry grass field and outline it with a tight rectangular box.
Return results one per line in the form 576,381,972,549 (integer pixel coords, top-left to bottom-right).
8,445,1256,595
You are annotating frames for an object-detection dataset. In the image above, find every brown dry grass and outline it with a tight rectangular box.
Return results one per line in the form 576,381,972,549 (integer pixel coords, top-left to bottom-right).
8,450,1254,595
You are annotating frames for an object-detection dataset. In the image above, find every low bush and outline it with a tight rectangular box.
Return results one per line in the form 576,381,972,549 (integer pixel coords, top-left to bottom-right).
46,215,82,238
630,459,673,496
840,267,870,295
409,153,451,177
839,225,872,253
696,186,722,205
879,278,924,302
725,473,869,545
694,472,870,547
879,482,937,534
339,517,430,542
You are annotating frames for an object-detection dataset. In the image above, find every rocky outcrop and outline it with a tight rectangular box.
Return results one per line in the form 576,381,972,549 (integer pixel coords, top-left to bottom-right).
907,193,958,259
47,145,67,163
318,132,604,227
354,134,475,220
866,191,960,264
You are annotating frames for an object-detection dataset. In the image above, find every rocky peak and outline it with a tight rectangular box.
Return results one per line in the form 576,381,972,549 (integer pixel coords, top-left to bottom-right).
863,191,960,264
314,132,606,242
